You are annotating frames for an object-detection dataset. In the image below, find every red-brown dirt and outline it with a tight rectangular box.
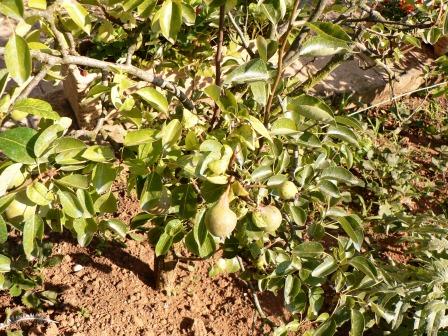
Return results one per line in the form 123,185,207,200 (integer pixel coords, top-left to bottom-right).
0,235,289,336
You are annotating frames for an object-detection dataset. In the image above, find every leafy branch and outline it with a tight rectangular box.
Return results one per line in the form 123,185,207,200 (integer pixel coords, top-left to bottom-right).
0,48,194,110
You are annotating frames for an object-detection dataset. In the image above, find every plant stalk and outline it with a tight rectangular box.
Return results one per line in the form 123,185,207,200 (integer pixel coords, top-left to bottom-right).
210,5,226,130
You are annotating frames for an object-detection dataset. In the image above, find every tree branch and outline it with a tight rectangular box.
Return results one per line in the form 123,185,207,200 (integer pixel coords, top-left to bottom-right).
264,0,303,126
0,48,194,110
210,5,226,129
228,12,255,58
15,66,51,103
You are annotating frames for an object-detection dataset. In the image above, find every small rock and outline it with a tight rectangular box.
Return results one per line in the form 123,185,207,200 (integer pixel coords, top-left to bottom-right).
44,323,59,336
73,264,84,272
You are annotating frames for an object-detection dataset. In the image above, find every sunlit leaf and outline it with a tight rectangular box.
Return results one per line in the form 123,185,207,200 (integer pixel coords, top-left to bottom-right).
5,34,31,85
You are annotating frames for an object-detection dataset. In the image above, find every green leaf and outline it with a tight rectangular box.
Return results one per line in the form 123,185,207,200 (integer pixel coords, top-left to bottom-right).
155,233,173,256
99,219,127,239
0,194,15,214
172,184,197,219
0,254,11,273
73,218,96,247
293,242,324,258
55,174,89,189
251,165,272,182
29,0,46,9
34,124,64,157
53,137,87,164
5,34,31,85
334,116,362,130
0,69,9,97
138,0,156,17
57,190,83,218
247,116,272,142
94,192,117,213
321,167,362,186
61,0,91,34
250,81,267,106
160,119,182,148
124,129,155,146
350,309,365,336
82,145,114,162
288,95,334,122
156,0,182,41
314,318,336,336
92,163,117,194
0,127,37,164
318,180,340,198
76,189,94,218
0,163,23,196
348,256,377,279
0,215,7,244
327,125,359,146
338,216,363,252
271,118,298,135
136,87,169,113
224,59,269,84
307,22,351,43
288,205,307,226
209,258,240,277
0,0,23,19
122,0,144,11
23,215,43,260
300,36,348,57
140,172,163,211
13,98,59,120
255,36,277,62
26,181,51,206
185,210,216,258
181,3,195,25
311,256,337,277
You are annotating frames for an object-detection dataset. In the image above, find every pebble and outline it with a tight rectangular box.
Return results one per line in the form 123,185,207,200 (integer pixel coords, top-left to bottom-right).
73,264,84,272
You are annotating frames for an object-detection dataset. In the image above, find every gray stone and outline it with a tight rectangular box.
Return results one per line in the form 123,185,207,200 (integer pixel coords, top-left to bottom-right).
285,47,433,107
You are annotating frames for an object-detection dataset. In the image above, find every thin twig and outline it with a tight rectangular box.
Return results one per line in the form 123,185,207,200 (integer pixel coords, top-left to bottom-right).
345,17,432,28
0,48,194,110
65,32,80,56
264,0,303,126
209,5,226,130
15,65,51,104
228,12,255,58
236,256,276,329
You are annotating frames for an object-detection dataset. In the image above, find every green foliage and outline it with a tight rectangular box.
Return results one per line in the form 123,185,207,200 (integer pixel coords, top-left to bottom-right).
0,0,447,334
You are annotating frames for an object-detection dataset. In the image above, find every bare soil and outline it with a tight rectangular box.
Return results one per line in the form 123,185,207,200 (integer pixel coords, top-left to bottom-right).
0,234,289,336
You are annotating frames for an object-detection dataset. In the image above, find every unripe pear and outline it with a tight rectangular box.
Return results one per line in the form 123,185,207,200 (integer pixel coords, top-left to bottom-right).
206,188,237,238
252,205,282,234
278,181,298,200
5,192,36,225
